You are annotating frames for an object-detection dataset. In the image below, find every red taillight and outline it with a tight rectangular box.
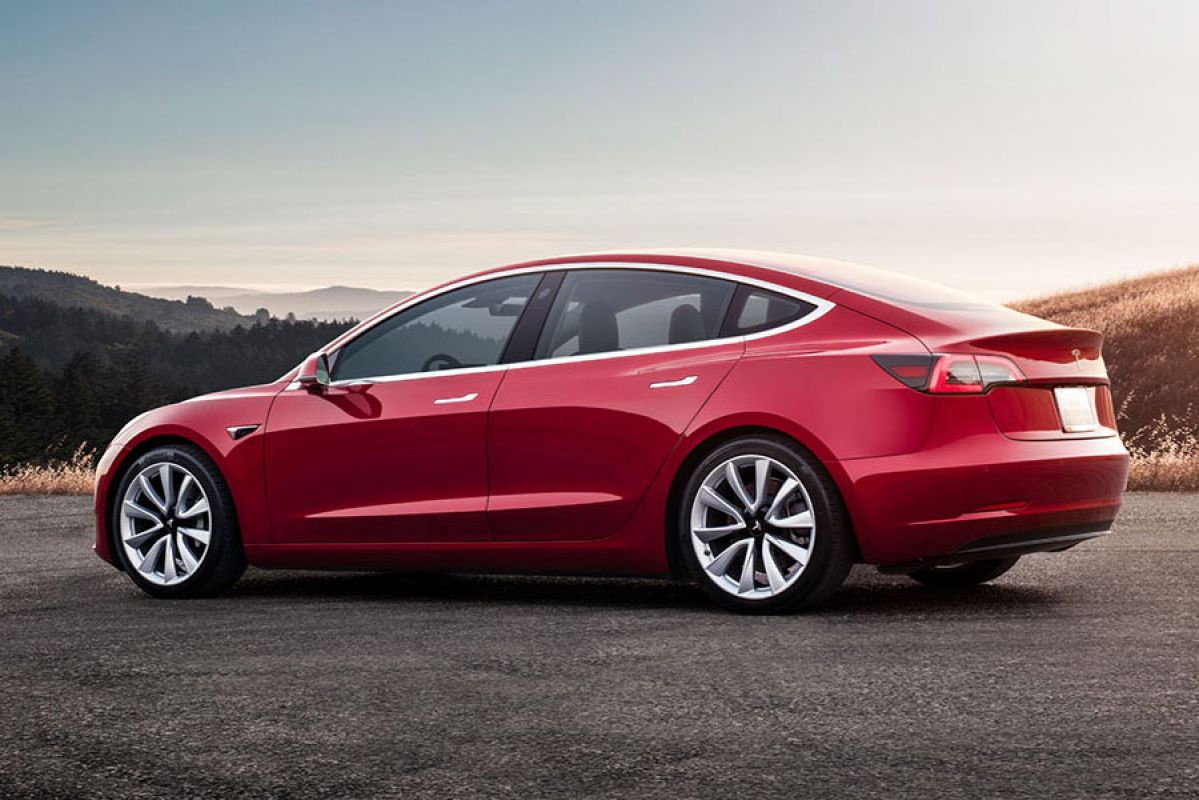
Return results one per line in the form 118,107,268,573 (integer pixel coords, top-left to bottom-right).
873,354,1024,394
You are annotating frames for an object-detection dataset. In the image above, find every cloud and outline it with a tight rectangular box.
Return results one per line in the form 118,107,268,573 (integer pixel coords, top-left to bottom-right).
0,216,60,232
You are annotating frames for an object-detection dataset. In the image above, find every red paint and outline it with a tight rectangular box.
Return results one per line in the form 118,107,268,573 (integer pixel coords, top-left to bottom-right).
94,250,1129,576
487,340,744,541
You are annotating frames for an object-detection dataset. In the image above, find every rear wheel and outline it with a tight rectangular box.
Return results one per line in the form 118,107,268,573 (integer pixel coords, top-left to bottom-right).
907,557,1019,589
111,444,245,598
677,436,854,614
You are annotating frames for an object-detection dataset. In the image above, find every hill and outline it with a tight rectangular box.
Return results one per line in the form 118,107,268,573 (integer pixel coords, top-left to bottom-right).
0,293,352,466
134,284,413,321
1011,265,1199,439
1012,266,1199,490
0,265,253,332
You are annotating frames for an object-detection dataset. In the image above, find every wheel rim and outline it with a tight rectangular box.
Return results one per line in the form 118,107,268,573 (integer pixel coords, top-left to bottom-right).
689,454,817,600
119,462,212,586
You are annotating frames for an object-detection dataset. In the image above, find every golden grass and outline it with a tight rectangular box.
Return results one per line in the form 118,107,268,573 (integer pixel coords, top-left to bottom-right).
1128,453,1199,491
0,445,95,495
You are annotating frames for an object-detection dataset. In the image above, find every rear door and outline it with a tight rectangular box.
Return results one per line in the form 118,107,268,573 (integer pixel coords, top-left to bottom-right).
487,268,744,541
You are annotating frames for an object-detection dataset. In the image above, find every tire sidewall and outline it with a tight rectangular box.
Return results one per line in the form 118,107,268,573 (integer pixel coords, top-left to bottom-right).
677,436,850,614
111,445,238,599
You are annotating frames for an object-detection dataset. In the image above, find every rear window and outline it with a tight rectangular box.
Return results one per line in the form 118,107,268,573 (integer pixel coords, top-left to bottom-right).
725,288,815,335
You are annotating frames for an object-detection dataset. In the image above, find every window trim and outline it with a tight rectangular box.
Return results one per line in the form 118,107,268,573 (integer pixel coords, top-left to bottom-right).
303,262,835,389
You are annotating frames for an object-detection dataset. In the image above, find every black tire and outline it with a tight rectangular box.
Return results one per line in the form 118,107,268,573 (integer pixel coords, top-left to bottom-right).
907,557,1019,589
676,435,855,614
110,444,246,598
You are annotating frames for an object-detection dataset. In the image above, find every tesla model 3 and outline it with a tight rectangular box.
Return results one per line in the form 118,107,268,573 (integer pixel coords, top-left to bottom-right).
93,250,1128,612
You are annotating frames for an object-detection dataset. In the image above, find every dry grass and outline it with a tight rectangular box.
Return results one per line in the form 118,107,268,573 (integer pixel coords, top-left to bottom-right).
1123,417,1199,491
0,445,95,495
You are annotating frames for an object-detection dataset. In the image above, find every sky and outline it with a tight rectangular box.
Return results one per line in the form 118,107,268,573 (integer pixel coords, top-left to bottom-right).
2,0,1198,300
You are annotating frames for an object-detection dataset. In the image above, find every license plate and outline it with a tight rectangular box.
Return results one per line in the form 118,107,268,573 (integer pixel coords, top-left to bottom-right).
1054,387,1098,433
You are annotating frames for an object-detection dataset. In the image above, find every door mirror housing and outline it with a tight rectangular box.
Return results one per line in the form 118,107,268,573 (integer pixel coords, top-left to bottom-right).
297,352,331,391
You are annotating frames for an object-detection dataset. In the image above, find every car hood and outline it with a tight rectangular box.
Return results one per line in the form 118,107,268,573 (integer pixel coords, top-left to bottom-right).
111,381,286,449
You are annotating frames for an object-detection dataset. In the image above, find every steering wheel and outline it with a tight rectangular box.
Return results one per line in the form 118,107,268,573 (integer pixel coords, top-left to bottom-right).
421,352,463,372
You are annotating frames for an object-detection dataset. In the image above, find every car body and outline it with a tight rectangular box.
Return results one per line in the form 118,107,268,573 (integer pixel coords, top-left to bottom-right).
94,250,1129,609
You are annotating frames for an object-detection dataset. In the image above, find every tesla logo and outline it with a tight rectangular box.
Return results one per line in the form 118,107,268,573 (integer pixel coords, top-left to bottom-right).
1072,348,1083,371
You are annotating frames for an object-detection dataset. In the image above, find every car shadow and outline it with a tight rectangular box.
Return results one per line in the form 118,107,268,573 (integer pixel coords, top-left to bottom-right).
223,567,1064,616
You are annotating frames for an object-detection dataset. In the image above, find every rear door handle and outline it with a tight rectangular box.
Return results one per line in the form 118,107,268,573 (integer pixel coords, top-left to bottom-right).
434,392,479,405
649,375,698,389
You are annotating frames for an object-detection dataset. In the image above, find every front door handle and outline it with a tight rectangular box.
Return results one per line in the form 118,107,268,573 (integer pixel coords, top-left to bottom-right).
434,392,479,405
649,375,698,389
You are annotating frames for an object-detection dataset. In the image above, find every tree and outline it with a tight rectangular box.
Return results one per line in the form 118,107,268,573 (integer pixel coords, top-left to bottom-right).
0,349,56,463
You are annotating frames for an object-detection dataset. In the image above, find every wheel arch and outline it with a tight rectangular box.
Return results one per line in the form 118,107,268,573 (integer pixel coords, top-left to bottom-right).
102,433,236,567
662,423,862,579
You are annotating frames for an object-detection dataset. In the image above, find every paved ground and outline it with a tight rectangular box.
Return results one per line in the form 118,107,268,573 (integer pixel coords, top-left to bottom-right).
0,493,1195,799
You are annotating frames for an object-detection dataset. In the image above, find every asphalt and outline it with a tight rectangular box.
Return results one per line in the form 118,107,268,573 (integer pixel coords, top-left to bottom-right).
0,493,1195,799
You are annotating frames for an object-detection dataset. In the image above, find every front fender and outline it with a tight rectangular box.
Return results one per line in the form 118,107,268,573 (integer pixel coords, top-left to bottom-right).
93,384,283,565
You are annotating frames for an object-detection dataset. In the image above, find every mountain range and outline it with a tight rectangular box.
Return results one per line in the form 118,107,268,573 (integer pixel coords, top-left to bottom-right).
133,284,413,321
0,265,251,332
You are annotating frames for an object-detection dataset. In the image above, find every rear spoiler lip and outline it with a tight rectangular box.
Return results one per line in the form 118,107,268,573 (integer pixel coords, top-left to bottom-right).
966,326,1104,357
961,326,1108,381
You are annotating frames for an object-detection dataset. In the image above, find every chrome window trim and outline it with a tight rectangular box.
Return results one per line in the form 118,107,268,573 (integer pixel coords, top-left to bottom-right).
291,262,836,390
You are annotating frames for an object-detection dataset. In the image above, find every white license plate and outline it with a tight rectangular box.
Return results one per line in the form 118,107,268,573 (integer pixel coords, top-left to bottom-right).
1054,387,1098,433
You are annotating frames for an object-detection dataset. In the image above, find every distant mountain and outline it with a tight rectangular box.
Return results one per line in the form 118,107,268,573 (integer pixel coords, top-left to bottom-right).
136,284,413,321
0,265,253,332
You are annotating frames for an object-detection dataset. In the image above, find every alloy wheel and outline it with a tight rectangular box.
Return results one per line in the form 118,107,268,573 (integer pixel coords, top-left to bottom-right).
119,462,213,586
689,454,817,599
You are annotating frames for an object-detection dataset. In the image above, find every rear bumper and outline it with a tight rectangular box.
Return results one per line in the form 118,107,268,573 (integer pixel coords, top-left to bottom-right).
877,522,1111,573
836,431,1128,565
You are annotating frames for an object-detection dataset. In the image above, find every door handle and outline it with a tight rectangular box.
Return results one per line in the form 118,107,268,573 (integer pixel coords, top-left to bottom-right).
434,392,479,405
649,375,698,389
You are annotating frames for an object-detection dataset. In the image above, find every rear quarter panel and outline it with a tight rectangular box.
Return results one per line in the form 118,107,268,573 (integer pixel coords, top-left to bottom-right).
616,306,935,574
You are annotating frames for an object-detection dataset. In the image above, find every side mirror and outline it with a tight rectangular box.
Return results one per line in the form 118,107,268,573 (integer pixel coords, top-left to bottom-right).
297,352,331,391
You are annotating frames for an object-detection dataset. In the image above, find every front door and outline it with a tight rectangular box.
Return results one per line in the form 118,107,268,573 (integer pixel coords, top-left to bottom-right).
265,272,542,543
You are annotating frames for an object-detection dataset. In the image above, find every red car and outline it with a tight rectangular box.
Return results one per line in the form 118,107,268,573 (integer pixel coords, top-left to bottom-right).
93,250,1128,612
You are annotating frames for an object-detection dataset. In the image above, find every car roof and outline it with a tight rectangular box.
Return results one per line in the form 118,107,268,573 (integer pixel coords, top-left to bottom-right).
489,248,996,312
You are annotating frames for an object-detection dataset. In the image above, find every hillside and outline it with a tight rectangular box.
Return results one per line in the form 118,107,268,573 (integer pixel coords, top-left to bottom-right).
0,265,253,332
0,292,352,466
134,284,413,321
1011,265,1199,441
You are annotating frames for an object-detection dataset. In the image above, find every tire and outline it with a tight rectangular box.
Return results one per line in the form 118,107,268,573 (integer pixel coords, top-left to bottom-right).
676,435,855,614
907,557,1019,589
110,444,246,598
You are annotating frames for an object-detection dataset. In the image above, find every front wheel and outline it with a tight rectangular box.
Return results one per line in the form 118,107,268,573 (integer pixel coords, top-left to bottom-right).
906,557,1019,589
676,436,855,614
111,444,245,598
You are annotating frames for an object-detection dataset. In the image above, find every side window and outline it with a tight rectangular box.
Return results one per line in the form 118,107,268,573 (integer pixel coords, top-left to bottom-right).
535,269,736,359
725,287,816,335
331,274,540,380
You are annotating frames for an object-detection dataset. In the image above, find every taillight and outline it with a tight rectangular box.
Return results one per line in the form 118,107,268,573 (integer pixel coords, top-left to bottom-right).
872,354,1025,394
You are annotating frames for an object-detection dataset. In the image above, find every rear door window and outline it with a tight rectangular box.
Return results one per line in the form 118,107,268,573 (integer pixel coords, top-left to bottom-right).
534,269,736,359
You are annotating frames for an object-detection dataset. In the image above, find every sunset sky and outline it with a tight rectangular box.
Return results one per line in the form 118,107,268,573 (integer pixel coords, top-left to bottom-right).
3,0,1198,300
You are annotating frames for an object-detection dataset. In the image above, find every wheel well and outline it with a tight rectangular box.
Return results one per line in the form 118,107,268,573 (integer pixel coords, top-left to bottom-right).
102,435,219,563
662,425,861,578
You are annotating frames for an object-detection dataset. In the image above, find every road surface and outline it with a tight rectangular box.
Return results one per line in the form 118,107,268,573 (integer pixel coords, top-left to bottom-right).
0,493,1195,798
